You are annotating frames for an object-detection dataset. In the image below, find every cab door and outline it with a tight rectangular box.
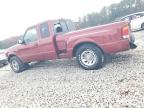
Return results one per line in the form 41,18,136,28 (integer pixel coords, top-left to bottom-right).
37,22,57,60
53,20,68,54
17,27,40,62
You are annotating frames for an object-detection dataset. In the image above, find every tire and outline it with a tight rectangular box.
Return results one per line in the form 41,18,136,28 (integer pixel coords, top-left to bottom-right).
76,44,104,70
24,63,29,69
141,23,144,30
9,56,25,73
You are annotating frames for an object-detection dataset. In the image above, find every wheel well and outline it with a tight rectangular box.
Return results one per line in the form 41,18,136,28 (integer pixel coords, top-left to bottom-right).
8,54,16,62
72,42,104,57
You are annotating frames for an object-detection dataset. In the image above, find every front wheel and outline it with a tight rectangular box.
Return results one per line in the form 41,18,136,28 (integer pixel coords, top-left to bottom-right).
141,23,144,30
76,44,104,70
9,56,25,73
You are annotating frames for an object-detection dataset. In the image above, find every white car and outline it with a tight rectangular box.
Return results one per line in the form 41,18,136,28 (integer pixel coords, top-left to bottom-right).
0,49,8,66
117,11,144,31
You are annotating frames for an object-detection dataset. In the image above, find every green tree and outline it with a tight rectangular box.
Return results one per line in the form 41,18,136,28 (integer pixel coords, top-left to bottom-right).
78,0,144,28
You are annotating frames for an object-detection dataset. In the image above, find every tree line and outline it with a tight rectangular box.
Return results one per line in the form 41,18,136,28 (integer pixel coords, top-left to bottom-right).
78,0,144,28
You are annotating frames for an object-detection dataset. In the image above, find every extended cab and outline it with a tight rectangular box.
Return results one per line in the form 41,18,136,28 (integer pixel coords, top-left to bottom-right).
6,19,136,73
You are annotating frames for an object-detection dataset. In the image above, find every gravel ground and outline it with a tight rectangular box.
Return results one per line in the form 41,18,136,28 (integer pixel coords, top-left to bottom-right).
0,31,144,108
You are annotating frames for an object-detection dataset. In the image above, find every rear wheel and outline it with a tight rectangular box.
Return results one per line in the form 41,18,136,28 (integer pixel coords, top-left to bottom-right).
76,44,104,70
9,56,25,73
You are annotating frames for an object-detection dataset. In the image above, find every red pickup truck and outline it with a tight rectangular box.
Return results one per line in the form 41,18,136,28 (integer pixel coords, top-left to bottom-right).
6,19,136,73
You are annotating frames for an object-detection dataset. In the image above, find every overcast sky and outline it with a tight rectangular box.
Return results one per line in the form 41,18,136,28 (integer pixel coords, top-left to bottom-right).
0,0,121,41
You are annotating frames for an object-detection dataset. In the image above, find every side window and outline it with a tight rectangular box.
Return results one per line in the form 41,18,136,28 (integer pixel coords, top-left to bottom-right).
40,23,50,38
60,21,68,33
135,14,141,18
66,20,76,31
54,21,68,34
131,15,137,20
122,16,131,21
54,23,63,33
24,28,38,44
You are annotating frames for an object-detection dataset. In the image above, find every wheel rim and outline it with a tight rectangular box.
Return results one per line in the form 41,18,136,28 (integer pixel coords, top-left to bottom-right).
11,60,19,71
81,49,98,66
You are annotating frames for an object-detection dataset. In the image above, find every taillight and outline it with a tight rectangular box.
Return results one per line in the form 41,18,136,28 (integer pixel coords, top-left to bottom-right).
122,25,129,39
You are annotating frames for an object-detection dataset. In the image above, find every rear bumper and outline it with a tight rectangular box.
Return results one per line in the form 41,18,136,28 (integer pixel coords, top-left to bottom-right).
130,42,137,49
101,38,137,54
129,33,137,49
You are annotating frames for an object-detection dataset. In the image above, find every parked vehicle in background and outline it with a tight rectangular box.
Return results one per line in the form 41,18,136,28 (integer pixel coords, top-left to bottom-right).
116,11,144,31
6,19,136,73
0,49,8,67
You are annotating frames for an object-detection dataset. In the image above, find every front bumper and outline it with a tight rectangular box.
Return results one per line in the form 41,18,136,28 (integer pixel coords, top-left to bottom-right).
0,59,8,65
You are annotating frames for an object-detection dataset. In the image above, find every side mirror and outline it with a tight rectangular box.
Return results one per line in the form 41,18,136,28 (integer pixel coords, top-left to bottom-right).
17,39,23,44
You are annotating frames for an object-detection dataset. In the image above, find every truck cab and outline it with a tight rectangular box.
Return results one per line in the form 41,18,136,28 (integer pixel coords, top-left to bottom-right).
16,19,75,61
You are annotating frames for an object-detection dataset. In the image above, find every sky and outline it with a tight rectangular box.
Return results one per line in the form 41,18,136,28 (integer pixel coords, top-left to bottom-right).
0,0,121,41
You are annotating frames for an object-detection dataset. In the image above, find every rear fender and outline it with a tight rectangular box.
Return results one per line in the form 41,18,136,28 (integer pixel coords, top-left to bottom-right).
68,38,103,57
